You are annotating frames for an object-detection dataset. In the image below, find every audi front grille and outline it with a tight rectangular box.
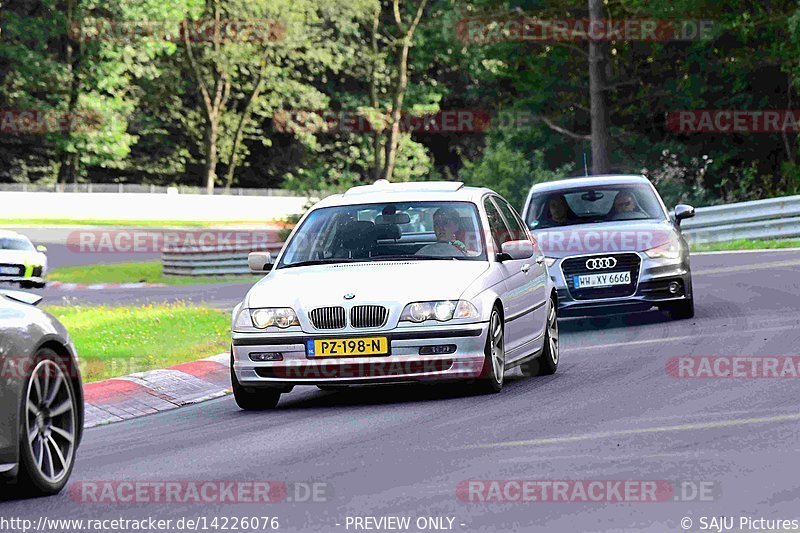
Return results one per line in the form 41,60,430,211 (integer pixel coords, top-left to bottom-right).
561,253,641,300
350,305,388,328
309,307,347,330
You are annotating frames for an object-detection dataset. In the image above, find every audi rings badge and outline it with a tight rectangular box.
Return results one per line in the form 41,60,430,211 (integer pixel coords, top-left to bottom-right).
586,257,618,270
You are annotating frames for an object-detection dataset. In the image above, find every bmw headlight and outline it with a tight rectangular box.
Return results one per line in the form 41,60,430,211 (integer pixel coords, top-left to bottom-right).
645,239,682,260
400,300,479,323
246,308,300,329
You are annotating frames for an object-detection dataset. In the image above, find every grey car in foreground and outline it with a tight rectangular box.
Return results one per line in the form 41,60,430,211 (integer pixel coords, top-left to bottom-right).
521,175,695,319
0,290,83,495
231,181,558,409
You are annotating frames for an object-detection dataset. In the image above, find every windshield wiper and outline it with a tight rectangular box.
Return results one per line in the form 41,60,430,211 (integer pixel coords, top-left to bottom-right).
280,259,361,269
370,254,459,261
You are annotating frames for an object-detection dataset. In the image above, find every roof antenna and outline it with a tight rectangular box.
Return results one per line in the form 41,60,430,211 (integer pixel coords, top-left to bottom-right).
583,153,589,177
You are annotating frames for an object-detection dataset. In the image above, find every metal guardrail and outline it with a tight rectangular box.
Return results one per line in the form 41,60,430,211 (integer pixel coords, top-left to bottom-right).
681,195,800,244
159,194,800,276
0,182,299,196
162,242,284,276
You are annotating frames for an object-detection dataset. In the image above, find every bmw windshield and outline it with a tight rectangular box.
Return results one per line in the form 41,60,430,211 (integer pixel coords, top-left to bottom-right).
526,184,668,230
278,201,487,268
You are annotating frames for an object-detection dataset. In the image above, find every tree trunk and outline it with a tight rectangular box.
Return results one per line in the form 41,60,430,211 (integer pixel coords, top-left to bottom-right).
588,0,611,175
205,120,218,195
381,0,427,182
369,5,383,181
57,0,81,185
381,36,411,182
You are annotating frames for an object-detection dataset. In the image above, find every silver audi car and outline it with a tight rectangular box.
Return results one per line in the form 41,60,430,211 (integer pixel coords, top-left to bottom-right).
521,175,695,320
0,289,83,495
230,181,558,409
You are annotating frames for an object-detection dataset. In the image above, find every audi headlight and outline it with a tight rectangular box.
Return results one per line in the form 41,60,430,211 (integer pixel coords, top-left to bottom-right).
645,239,682,260
249,308,299,329
400,300,479,323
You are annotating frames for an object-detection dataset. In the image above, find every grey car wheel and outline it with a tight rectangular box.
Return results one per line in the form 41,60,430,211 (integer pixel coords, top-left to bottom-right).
18,349,78,495
475,308,504,393
522,298,559,377
230,354,281,410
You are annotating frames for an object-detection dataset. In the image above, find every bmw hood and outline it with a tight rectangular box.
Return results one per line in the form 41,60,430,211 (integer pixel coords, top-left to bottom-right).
532,220,677,259
246,260,490,309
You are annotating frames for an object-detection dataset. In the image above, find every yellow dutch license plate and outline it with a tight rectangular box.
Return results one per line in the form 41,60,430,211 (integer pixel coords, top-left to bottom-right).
308,337,389,358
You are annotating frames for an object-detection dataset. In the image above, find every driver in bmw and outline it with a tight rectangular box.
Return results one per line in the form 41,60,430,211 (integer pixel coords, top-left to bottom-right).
416,207,469,256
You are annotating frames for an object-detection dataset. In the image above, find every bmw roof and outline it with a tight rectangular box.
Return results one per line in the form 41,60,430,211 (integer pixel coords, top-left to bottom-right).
528,175,651,194
314,180,495,208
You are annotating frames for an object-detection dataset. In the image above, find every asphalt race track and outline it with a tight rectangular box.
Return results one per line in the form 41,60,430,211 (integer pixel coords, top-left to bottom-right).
2,250,800,532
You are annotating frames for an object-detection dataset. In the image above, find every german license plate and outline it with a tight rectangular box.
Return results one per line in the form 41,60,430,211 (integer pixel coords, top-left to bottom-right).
0,266,19,275
574,271,631,289
307,337,389,358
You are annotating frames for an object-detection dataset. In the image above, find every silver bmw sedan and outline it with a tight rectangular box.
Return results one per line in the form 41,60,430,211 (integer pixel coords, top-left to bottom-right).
521,175,695,320
230,181,558,409
0,289,83,495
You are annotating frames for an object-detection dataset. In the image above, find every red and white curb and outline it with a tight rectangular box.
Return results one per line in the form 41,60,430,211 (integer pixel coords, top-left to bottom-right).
48,281,168,291
83,353,230,428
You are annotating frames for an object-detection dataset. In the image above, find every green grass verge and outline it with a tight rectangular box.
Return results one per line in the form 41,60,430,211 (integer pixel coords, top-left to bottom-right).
48,261,260,285
44,303,230,383
690,239,800,252
0,218,278,227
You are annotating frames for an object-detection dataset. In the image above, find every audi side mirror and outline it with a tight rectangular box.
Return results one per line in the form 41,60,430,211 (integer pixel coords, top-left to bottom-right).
248,252,274,273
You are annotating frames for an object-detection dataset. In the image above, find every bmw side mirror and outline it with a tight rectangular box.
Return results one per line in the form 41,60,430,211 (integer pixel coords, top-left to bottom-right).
674,204,695,226
248,252,274,273
498,240,534,261
36,245,47,253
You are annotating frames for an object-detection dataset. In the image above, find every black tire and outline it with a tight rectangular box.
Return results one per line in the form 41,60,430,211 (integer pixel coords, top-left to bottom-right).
521,297,559,377
668,297,695,320
473,307,505,394
230,359,281,410
17,348,79,496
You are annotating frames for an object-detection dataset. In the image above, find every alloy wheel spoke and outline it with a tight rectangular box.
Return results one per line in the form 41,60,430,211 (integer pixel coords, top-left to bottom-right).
28,425,39,444
45,369,63,407
43,439,54,478
32,373,43,404
27,399,40,417
49,398,73,418
47,435,67,472
35,436,44,468
50,424,74,444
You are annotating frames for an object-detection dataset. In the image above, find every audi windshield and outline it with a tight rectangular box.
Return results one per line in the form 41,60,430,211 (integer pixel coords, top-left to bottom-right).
277,201,488,267
526,184,668,230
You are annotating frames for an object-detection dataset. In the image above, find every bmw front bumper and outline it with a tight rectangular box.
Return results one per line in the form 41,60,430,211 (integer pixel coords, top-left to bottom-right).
231,323,489,387
549,252,692,316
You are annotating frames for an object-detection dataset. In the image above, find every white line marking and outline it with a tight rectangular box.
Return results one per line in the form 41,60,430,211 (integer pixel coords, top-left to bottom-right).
471,412,800,450
563,324,799,352
694,258,800,276
691,248,800,256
